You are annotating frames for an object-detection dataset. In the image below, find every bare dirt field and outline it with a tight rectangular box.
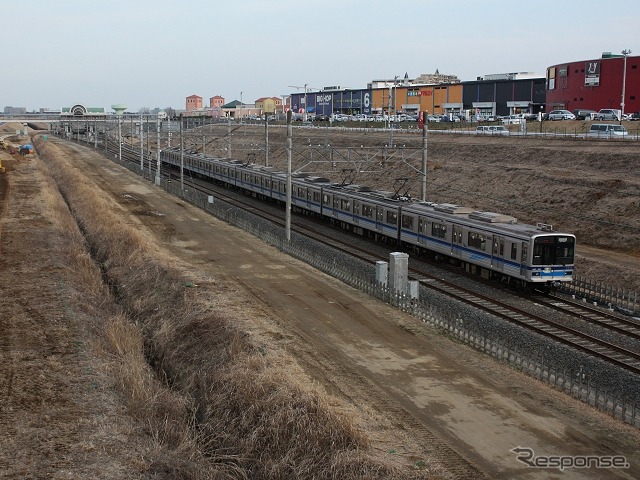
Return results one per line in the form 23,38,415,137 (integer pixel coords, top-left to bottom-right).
1,124,639,479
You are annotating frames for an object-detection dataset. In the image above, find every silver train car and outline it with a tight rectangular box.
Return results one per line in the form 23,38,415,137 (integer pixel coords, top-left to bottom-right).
161,148,575,289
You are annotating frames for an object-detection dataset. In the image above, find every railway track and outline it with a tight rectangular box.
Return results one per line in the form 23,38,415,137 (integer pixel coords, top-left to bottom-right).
530,293,640,341
115,142,640,376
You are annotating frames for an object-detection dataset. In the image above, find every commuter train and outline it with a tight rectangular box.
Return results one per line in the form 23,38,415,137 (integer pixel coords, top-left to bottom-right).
161,147,575,290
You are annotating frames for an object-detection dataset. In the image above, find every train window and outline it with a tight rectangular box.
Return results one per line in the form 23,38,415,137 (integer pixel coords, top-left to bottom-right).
468,232,487,250
297,187,306,198
401,215,414,230
313,191,320,203
334,197,339,209
376,208,384,223
418,218,427,234
340,199,351,211
362,204,374,218
323,194,331,206
431,223,447,239
353,200,360,215
453,225,462,243
493,238,499,255
521,244,528,263
511,243,518,260
386,210,398,225
532,236,575,265
555,237,575,264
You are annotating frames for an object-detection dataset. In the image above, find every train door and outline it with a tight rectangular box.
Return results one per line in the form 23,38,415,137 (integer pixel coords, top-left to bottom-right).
492,236,505,271
452,225,463,254
520,242,528,278
375,205,384,233
418,217,428,247
353,200,360,226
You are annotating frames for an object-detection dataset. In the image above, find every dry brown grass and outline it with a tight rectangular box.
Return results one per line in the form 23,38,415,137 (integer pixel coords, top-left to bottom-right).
33,136,417,479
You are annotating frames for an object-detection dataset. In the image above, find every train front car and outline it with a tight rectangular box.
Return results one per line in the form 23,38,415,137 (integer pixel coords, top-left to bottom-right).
527,232,575,288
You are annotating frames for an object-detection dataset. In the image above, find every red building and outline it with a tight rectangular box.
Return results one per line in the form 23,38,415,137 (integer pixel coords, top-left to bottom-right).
546,53,639,115
185,94,203,112
209,95,225,108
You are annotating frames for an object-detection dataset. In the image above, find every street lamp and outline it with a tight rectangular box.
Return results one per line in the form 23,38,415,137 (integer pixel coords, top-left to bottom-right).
621,49,631,124
288,84,315,121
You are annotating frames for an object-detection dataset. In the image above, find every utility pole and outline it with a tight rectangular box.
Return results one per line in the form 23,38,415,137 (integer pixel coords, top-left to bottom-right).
621,49,631,124
265,116,269,166
180,113,184,191
289,84,315,121
140,114,144,170
155,117,161,186
421,110,428,201
285,110,292,242
227,115,232,159
118,116,122,161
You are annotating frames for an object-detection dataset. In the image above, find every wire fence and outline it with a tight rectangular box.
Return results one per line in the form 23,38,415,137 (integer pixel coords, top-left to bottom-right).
560,276,638,315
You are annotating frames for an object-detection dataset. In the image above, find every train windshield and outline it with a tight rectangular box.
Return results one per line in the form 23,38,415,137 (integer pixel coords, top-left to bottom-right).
532,236,575,265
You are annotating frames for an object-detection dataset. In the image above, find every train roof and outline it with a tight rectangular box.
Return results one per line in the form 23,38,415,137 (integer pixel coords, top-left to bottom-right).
403,202,571,237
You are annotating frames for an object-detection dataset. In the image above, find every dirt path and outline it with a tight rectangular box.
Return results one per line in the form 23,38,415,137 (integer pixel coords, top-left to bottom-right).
41,139,640,479
0,154,153,478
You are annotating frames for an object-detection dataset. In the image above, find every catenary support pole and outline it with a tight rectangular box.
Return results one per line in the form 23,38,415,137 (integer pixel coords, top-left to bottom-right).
155,117,161,186
265,116,269,166
140,114,144,170
285,110,292,242
421,110,428,201
180,113,184,191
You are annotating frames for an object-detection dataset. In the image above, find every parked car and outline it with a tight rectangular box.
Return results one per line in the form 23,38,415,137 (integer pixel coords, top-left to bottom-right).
572,109,597,120
587,124,628,137
596,109,620,121
314,114,330,121
502,115,523,125
547,109,576,120
629,112,640,121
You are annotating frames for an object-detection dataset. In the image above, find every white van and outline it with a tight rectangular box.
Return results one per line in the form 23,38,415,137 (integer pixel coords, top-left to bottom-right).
476,125,510,135
588,124,628,138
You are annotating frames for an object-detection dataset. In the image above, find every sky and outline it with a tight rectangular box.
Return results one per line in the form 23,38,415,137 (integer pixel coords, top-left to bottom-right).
2,0,638,112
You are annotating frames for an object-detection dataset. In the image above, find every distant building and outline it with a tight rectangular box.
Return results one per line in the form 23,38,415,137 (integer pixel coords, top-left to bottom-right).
368,70,460,89
60,104,106,117
482,72,541,81
546,52,639,113
209,95,225,108
414,70,460,84
3,106,27,114
255,96,283,115
186,95,203,112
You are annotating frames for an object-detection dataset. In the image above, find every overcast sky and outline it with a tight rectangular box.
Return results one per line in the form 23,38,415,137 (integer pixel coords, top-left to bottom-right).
3,0,637,112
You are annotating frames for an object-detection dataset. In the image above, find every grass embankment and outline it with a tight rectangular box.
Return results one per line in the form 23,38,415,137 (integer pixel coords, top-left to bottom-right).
33,136,414,479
